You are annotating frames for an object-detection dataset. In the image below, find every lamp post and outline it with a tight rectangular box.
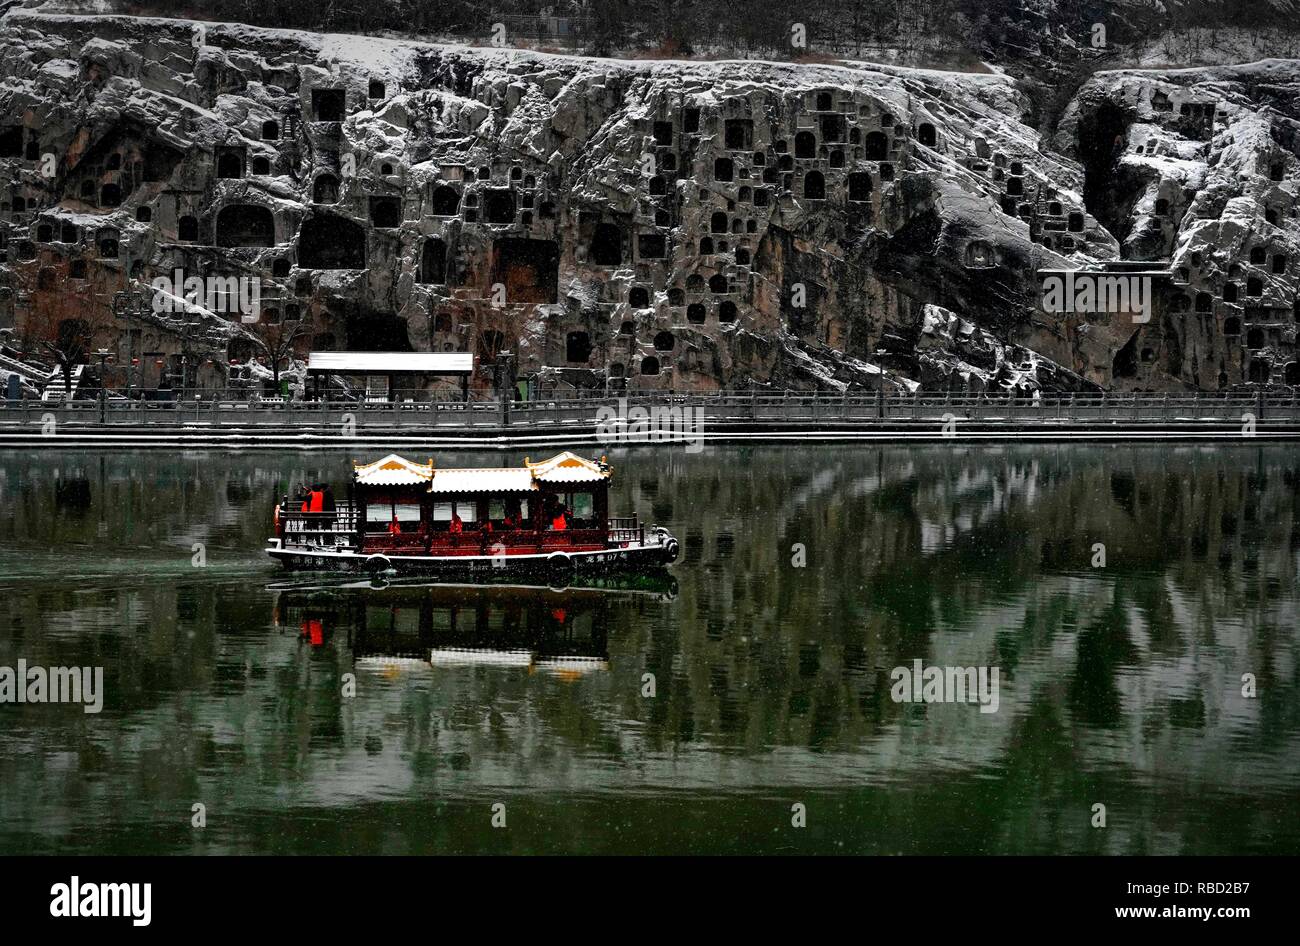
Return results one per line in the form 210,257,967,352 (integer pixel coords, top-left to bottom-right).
95,348,111,424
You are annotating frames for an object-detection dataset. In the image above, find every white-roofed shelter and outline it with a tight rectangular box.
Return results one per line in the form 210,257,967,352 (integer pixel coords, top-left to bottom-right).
306,351,474,401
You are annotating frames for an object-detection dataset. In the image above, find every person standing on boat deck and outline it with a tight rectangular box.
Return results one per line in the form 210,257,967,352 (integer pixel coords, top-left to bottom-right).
322,484,336,512
449,511,463,534
308,486,324,513
551,504,568,531
388,515,402,536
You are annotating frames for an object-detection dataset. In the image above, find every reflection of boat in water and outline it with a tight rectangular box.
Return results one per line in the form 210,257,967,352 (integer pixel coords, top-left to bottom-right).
271,576,677,673
267,452,679,577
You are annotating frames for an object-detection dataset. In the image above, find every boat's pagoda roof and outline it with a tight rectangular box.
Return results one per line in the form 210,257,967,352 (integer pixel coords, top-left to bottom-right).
352,454,433,486
353,452,610,492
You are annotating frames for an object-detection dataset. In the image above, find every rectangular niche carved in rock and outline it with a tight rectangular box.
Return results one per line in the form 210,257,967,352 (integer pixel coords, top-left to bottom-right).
484,189,517,224
637,233,667,259
311,89,346,122
491,238,559,304
724,119,753,151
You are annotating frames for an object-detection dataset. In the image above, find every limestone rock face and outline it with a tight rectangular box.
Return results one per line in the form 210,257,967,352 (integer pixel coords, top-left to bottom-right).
0,9,1296,395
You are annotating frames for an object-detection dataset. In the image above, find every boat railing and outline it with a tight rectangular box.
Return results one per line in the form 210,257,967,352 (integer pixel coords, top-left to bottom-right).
279,502,360,548
608,515,643,545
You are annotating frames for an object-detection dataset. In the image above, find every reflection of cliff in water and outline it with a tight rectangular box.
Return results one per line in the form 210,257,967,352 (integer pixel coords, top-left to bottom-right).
272,578,676,670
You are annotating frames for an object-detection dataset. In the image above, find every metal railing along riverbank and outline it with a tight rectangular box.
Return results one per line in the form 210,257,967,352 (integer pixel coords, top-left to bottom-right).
2,390,1298,429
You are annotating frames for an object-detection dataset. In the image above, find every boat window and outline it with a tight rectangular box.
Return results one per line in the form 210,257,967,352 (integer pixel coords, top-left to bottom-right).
490,499,506,522
570,492,594,524
432,502,453,523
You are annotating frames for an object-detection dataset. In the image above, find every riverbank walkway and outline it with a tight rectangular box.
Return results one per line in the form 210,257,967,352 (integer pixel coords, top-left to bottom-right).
2,391,1297,448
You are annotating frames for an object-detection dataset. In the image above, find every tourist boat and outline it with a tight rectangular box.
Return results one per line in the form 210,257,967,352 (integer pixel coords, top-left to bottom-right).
266,451,679,576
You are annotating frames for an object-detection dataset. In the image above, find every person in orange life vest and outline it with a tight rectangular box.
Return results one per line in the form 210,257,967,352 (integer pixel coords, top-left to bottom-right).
308,485,324,513
551,504,568,531
448,511,463,534
387,515,402,536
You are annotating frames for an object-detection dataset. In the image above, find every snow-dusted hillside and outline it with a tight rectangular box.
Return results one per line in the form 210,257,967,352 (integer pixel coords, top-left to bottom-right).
0,7,1296,394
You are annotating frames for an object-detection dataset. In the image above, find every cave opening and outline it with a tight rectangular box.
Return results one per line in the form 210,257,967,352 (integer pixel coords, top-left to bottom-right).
724,119,753,150
637,233,667,259
864,131,888,160
565,331,592,363
419,238,448,284
430,184,460,216
1113,333,1138,378
216,149,244,179
794,132,816,159
848,172,872,202
311,89,346,122
492,237,559,303
1079,100,1139,249
313,174,340,204
820,114,845,143
369,196,402,228
484,189,516,224
215,204,276,247
590,223,622,266
0,125,21,157
344,309,413,351
298,214,366,269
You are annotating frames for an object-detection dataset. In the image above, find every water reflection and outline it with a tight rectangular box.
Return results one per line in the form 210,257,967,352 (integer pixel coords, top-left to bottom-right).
272,578,677,673
0,445,1297,854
